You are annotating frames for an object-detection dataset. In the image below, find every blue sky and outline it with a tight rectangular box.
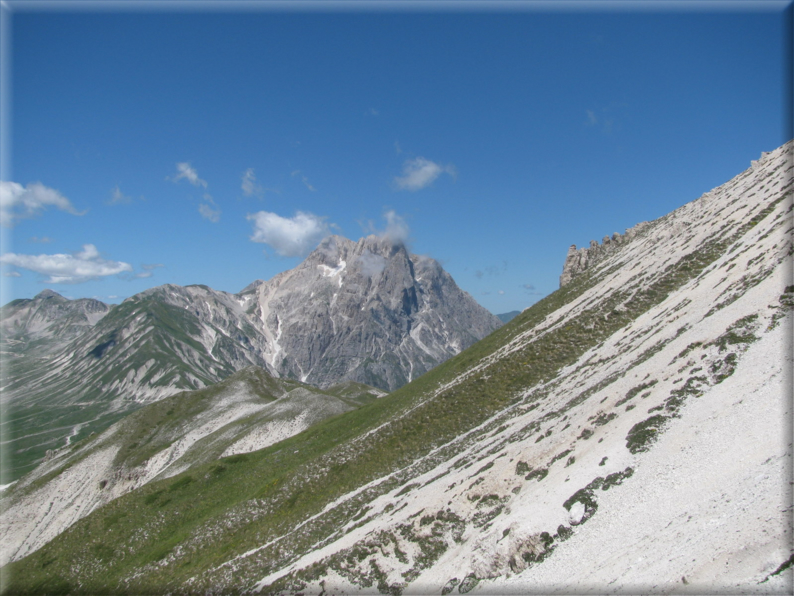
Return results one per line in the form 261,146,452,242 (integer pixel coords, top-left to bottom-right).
0,2,790,314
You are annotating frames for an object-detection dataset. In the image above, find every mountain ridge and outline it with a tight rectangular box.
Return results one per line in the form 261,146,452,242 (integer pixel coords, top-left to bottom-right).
3,140,790,593
0,366,386,566
1,236,500,482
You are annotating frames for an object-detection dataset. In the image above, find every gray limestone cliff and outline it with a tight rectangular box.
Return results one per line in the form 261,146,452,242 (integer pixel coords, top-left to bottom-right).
239,235,502,390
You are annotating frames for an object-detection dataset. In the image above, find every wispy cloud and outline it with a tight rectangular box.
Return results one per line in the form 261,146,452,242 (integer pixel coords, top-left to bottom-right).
168,162,207,188
0,244,132,284
199,202,221,223
107,185,133,205
134,263,164,279
382,210,409,244
241,168,265,198
393,157,456,191
0,181,84,227
367,107,379,116
475,261,508,279
247,210,331,257
362,210,411,246
522,283,544,296
585,104,625,133
357,251,388,277
29,236,53,243
291,170,316,192
168,162,221,222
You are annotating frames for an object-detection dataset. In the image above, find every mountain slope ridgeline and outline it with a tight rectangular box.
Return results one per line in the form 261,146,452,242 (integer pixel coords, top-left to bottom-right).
2,141,792,594
1,237,500,481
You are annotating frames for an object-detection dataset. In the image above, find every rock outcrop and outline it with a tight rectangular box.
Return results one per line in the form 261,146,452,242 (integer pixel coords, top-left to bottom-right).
559,221,651,287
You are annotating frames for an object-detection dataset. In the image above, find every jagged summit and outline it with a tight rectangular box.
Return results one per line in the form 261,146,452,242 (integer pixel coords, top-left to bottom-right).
238,232,501,391
1,288,110,357
1,235,500,480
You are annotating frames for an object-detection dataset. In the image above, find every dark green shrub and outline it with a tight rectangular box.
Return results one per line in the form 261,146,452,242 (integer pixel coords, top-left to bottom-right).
626,415,669,454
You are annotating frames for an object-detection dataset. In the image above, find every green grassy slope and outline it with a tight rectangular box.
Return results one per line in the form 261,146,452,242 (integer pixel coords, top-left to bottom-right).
3,145,791,594
2,291,261,483
1,244,677,594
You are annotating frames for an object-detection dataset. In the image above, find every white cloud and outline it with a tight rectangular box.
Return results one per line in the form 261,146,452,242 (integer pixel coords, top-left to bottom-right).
169,162,207,188
291,170,316,192
76,244,100,260
247,210,331,257
29,236,53,243
586,109,598,126
358,251,387,277
0,244,132,284
199,203,221,223
0,181,84,227
3,271,21,277
361,210,411,247
167,164,221,222
107,185,133,205
393,157,456,191
383,210,409,244
241,168,265,198
368,107,379,116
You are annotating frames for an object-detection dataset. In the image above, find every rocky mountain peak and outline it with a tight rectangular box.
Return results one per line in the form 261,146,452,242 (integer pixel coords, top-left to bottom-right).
0,232,501,481
1,290,110,355
34,289,64,300
243,233,501,391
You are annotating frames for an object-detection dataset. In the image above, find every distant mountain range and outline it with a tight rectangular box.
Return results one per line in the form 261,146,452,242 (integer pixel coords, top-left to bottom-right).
0,236,500,481
495,310,521,323
2,141,792,594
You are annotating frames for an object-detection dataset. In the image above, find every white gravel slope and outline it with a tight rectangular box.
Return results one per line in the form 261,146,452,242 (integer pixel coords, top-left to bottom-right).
480,317,791,594
244,142,792,595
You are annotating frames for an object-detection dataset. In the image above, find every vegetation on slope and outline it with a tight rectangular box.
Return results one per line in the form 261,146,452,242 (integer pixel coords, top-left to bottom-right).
3,208,757,594
4,147,790,593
